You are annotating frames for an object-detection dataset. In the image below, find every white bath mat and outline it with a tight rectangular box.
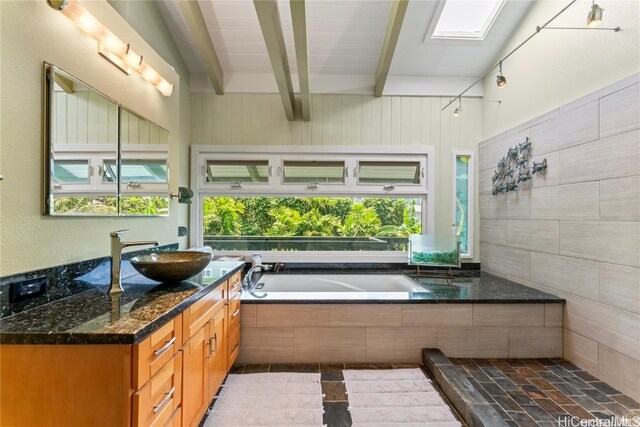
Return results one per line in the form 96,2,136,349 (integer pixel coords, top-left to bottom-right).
204,373,324,427
343,369,461,426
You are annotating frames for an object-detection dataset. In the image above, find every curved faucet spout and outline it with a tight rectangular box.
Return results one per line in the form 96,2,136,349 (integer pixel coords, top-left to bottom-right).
243,264,273,291
109,231,159,294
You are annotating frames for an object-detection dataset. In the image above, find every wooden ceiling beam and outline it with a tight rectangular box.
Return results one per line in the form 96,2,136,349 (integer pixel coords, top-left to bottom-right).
290,0,311,121
177,0,224,95
254,0,296,121
374,0,409,97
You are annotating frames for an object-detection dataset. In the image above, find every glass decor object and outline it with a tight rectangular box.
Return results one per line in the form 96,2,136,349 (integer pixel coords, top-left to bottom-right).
408,234,460,267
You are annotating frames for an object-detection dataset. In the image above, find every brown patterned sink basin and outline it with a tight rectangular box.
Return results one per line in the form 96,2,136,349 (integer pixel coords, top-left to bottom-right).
129,251,213,283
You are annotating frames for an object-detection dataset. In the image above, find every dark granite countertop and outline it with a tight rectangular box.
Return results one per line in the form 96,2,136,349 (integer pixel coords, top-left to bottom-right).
0,261,244,345
241,272,564,304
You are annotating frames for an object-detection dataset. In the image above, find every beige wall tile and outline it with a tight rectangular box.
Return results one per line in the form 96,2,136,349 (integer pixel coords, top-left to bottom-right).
530,252,600,300
473,304,545,327
559,130,640,185
530,182,599,221
600,83,640,138
599,263,640,314
507,220,559,254
366,327,438,363
506,190,530,220
545,304,563,327
480,219,507,246
240,305,257,328
437,327,509,358
330,305,401,327
600,176,640,221
598,345,640,402
293,327,366,363
479,243,530,281
401,305,473,327
525,151,560,189
530,101,599,156
509,327,562,358
560,221,640,267
479,194,507,219
257,305,330,328
563,329,599,376
479,168,496,196
238,327,294,364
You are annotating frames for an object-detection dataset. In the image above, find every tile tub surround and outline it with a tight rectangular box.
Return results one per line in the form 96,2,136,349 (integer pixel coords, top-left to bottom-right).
237,274,564,364
423,349,640,427
0,261,244,344
478,74,640,400
0,243,178,318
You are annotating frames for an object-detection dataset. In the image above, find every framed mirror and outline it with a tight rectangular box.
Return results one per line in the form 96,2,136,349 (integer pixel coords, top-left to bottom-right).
44,64,169,216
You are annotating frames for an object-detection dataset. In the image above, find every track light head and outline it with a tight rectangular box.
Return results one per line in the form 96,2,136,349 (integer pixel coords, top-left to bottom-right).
453,106,461,117
496,62,507,88
587,2,603,27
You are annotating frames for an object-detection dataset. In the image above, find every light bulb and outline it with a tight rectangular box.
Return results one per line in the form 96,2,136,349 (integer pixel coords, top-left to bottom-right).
156,79,174,97
496,74,507,88
453,106,461,117
587,3,603,27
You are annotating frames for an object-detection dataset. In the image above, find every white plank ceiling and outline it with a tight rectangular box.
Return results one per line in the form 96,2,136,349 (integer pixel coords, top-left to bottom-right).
156,0,533,95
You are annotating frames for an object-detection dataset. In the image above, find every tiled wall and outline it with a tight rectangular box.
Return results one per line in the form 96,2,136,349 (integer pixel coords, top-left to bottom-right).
478,74,640,401
237,303,563,364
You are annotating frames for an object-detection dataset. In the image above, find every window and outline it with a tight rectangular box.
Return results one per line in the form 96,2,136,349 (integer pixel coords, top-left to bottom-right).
432,0,505,40
52,160,90,184
103,159,168,183
452,152,474,258
206,160,269,184
191,146,435,262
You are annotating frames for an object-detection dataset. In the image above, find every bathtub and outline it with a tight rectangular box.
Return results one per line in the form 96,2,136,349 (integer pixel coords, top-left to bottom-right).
251,273,425,293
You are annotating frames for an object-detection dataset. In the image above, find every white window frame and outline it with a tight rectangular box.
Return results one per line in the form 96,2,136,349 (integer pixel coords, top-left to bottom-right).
190,145,436,263
451,151,474,259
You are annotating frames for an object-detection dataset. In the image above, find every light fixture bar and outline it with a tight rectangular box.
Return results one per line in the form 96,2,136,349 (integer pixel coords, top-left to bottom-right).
443,0,594,112
541,26,620,31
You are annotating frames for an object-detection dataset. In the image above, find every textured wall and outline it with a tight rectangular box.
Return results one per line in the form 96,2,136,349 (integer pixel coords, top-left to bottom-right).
478,74,640,400
0,1,181,276
191,92,483,260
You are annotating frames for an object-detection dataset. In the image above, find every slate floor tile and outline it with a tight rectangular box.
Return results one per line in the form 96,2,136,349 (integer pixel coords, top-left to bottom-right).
583,388,615,403
270,363,319,373
562,404,597,419
320,363,344,381
228,363,245,374
590,381,621,395
545,390,576,405
612,394,640,410
323,402,351,427
242,364,270,373
507,411,539,427
522,384,547,399
322,381,347,402
529,378,555,391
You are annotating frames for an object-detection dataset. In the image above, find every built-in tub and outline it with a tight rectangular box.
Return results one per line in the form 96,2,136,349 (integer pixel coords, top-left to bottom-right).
253,273,425,293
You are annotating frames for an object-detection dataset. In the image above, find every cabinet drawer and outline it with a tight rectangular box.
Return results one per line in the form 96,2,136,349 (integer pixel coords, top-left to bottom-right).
228,320,240,368
228,295,241,333
134,315,183,390
182,285,225,344
133,351,182,427
165,406,181,427
227,272,242,299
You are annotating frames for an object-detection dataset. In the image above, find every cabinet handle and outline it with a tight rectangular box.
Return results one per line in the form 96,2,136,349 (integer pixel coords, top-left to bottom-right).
230,281,241,294
153,386,175,414
210,333,217,353
231,307,240,318
153,337,176,358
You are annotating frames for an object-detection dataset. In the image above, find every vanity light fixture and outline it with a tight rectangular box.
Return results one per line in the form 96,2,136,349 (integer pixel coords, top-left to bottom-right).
46,0,173,96
496,62,507,88
587,1,603,27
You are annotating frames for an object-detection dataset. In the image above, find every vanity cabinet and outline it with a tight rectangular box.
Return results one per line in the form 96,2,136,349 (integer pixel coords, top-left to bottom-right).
0,270,243,427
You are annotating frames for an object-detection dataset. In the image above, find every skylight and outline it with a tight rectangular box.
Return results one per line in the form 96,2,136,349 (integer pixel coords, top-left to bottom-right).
431,0,506,40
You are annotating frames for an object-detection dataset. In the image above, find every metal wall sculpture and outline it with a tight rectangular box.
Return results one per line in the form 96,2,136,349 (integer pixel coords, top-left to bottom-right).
492,137,547,195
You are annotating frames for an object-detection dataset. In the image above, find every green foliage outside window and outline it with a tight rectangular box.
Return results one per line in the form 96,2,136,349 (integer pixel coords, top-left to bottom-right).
203,196,421,238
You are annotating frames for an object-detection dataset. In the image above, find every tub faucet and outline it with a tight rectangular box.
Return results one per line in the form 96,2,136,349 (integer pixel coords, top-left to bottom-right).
243,264,272,291
110,230,158,294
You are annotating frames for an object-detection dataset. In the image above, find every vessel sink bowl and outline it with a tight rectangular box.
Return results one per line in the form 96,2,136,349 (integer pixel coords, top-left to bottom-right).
129,251,213,283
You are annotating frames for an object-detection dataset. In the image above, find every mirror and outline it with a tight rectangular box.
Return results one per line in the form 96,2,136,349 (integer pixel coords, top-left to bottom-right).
44,64,169,216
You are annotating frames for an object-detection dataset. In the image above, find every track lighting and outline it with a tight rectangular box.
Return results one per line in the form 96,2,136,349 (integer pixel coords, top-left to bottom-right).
453,98,462,117
496,62,507,88
47,0,173,96
587,1,603,27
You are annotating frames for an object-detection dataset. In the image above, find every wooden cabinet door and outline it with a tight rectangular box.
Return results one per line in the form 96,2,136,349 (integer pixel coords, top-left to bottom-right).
207,308,227,401
181,325,209,427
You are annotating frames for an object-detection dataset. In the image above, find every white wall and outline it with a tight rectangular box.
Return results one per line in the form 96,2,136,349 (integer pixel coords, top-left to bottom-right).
482,0,639,139
0,1,182,275
191,93,483,261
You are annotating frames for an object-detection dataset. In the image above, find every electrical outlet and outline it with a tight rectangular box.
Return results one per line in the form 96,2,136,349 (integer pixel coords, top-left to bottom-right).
9,277,47,303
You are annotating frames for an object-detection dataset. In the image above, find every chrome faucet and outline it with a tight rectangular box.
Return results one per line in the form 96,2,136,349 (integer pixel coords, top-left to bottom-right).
242,264,273,291
110,230,158,294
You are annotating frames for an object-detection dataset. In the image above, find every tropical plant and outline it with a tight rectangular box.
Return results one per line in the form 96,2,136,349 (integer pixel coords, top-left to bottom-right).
203,197,245,235
298,209,341,236
340,203,381,236
266,206,302,236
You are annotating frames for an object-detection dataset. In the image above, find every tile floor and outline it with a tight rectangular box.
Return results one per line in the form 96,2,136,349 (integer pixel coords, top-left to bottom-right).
205,363,466,427
451,358,640,427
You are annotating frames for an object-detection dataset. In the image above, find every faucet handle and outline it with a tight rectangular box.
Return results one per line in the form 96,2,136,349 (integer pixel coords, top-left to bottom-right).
110,229,130,238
